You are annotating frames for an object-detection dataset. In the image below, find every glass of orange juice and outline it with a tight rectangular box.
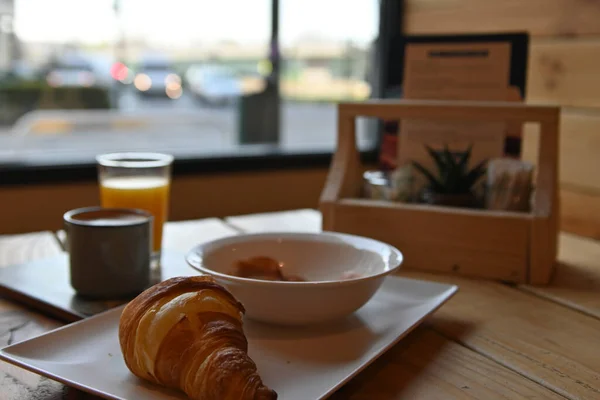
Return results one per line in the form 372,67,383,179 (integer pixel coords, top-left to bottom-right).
96,152,173,268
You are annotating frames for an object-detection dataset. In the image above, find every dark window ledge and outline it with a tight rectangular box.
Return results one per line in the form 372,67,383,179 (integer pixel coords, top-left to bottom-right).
0,146,379,187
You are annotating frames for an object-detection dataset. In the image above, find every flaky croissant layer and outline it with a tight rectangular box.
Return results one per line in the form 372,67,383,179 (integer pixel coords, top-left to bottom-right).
119,276,277,400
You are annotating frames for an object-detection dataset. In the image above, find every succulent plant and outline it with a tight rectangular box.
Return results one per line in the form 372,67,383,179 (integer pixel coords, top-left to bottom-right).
411,144,487,195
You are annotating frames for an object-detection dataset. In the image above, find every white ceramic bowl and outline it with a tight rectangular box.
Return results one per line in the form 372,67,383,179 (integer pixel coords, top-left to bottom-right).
185,232,403,326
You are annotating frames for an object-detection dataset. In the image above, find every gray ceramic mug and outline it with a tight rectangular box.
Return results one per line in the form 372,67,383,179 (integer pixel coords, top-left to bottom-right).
63,207,153,299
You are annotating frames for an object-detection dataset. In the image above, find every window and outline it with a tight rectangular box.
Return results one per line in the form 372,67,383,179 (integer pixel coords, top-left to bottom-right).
279,0,378,151
0,0,380,169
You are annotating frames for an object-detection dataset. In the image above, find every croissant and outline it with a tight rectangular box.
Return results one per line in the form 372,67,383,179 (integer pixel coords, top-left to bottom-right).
118,276,277,400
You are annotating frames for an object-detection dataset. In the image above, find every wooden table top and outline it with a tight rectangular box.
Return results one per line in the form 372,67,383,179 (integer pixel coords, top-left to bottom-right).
1,209,600,400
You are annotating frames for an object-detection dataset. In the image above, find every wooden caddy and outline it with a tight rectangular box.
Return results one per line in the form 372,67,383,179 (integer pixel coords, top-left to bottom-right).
319,100,560,285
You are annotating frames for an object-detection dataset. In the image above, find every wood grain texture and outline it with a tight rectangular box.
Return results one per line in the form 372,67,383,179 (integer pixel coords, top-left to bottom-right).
404,0,600,37
560,188,600,239
340,100,559,123
228,210,566,400
0,232,62,268
334,199,530,282
528,39,600,108
521,109,600,240
0,234,101,400
2,211,598,398
529,116,560,285
522,110,600,192
0,301,61,348
401,270,600,400
230,209,600,398
521,232,600,320
402,4,600,241
320,111,363,230
0,168,328,235
225,209,322,233
156,218,239,252
330,328,564,400
557,111,600,191
0,219,242,400
0,299,67,400
323,101,559,283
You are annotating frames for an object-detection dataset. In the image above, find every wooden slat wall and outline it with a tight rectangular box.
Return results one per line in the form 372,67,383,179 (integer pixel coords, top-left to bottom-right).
528,40,600,108
0,169,329,235
404,0,600,37
404,0,600,239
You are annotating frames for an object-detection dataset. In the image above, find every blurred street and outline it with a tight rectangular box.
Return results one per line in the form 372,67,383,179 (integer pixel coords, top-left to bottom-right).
116,87,340,148
0,87,371,162
0,0,378,163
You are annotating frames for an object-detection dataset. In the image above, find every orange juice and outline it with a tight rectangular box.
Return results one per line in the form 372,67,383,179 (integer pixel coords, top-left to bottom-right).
99,176,170,252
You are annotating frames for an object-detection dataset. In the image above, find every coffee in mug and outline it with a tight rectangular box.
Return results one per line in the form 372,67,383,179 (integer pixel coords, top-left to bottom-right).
63,207,153,299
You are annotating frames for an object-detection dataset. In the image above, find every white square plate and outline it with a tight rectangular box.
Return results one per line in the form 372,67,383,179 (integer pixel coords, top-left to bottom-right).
0,276,457,400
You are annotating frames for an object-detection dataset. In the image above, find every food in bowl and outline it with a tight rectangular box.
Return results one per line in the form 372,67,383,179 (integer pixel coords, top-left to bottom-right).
233,256,305,281
232,256,364,282
186,232,403,325
118,276,277,400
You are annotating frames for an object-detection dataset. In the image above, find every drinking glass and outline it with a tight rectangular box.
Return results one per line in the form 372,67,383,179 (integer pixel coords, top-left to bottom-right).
96,152,173,268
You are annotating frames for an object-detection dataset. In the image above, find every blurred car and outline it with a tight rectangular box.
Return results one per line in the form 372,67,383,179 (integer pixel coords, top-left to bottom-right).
133,56,182,99
185,65,242,106
44,55,98,88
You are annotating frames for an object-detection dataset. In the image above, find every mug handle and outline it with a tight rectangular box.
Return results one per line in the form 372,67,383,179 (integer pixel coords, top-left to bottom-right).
62,223,69,252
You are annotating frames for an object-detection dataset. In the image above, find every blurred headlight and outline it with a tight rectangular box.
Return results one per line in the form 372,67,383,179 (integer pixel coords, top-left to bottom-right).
166,86,182,99
165,73,181,85
134,73,152,91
